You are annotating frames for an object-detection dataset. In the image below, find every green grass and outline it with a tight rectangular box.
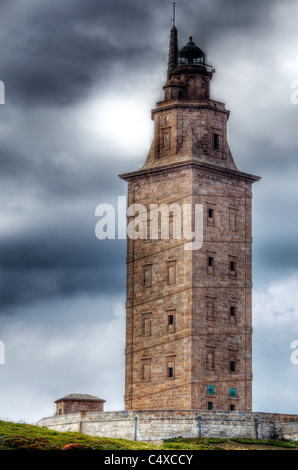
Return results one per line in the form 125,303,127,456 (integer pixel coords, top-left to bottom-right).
0,420,298,450
0,420,156,450
162,436,298,450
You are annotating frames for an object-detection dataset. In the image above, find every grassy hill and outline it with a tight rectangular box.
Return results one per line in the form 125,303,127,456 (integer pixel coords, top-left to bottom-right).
0,420,298,450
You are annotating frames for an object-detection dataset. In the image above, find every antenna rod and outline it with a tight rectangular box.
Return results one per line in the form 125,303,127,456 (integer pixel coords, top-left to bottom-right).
171,2,176,27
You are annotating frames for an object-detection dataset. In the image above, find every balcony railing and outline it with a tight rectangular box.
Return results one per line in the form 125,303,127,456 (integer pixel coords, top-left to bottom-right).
177,57,215,73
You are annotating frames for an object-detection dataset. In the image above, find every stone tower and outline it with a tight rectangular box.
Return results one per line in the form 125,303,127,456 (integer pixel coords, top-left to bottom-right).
119,22,260,412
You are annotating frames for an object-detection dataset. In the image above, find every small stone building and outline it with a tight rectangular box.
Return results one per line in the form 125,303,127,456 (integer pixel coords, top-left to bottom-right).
55,394,105,416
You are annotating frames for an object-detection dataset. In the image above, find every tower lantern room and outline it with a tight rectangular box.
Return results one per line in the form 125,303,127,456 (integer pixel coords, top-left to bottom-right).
164,26,215,101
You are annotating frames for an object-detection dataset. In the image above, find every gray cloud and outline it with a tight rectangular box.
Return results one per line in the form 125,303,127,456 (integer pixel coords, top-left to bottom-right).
0,0,165,106
0,295,126,422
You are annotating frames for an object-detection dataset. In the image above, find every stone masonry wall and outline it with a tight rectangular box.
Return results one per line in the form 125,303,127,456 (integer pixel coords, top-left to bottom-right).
37,410,298,441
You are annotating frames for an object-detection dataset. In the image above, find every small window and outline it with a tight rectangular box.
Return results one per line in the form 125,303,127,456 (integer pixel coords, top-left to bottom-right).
142,315,151,336
142,361,151,382
206,300,215,321
166,357,175,379
144,219,151,243
230,388,237,398
162,132,170,150
169,214,175,239
207,205,215,227
213,133,220,150
207,256,214,274
207,402,213,410
207,385,214,395
207,253,215,274
229,211,237,232
206,349,215,370
178,90,184,98
229,258,237,278
230,404,236,411
230,361,236,372
143,266,152,288
167,262,176,284
230,305,237,323
164,116,168,124
201,81,206,89
166,309,175,333
58,408,62,415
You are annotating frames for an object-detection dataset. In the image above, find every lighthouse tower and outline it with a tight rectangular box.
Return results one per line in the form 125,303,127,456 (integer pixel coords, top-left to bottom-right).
120,16,260,412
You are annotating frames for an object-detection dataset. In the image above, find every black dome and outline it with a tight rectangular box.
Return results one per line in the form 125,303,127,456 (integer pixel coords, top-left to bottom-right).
178,37,205,64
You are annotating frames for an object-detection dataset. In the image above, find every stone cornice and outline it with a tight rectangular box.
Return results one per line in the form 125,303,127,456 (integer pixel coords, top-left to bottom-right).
152,99,230,119
119,160,261,184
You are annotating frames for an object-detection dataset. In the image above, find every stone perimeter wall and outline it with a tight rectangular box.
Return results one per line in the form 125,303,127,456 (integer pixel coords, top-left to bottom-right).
37,410,298,441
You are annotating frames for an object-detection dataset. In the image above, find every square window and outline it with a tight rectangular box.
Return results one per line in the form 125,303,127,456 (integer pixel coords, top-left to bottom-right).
230,388,237,398
230,404,236,411
207,385,214,395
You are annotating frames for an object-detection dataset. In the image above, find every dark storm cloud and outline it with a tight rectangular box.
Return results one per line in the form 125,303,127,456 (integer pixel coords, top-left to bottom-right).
0,0,167,106
0,0,293,310
0,233,126,307
0,0,283,108
158,0,276,55
0,261,126,308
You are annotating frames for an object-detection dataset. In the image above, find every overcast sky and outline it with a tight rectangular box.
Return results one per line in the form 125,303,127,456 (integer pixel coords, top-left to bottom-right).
0,0,298,423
